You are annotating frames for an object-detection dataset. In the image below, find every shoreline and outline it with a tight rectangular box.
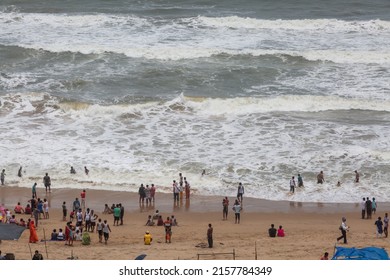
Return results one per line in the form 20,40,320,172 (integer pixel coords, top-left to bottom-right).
0,186,380,214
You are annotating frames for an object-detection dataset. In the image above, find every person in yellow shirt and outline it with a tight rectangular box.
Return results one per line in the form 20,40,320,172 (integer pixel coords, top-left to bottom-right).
144,231,153,245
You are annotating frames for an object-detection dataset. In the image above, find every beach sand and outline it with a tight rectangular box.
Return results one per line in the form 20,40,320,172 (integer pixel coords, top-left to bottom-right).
0,186,389,260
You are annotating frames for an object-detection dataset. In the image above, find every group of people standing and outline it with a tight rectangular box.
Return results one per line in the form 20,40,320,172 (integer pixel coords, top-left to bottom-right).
172,173,191,202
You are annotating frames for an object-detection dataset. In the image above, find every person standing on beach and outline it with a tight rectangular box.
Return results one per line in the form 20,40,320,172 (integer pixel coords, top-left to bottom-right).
164,216,172,243
43,173,51,193
289,176,296,194
317,171,324,184
232,199,242,224
383,213,389,238
372,197,377,214
103,219,111,244
138,184,146,204
207,223,213,248
150,184,156,203
361,198,366,219
366,197,372,219
237,183,244,203
96,218,104,243
119,203,124,225
73,197,80,212
222,197,229,220
179,173,184,201
172,180,180,203
336,217,349,244
297,174,304,187
62,201,67,221
80,189,86,210
1,169,5,185
113,204,120,226
32,182,37,198
184,177,191,200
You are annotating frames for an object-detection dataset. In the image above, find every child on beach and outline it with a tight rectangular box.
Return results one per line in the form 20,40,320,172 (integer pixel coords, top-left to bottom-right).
277,225,285,237
145,215,154,226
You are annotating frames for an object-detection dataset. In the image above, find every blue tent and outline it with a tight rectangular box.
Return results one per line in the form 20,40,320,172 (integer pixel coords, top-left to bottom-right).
332,246,389,260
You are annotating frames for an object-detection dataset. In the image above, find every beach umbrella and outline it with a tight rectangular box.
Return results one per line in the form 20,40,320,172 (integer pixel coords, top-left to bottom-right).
0,223,26,240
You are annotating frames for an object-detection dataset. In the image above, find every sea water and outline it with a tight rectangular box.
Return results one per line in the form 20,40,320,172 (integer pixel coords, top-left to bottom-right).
1,0,389,202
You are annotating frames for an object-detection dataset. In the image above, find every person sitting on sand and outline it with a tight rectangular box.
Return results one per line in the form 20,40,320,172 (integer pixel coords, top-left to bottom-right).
51,229,58,241
103,204,113,214
321,252,329,260
144,230,153,245
145,215,154,226
24,204,32,215
268,224,277,237
157,215,164,226
277,225,285,237
14,202,24,214
57,228,64,241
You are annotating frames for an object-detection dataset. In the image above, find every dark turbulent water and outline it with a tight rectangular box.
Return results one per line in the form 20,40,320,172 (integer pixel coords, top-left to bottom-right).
1,0,390,202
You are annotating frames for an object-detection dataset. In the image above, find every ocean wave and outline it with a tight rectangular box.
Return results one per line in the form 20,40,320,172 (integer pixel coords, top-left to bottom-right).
196,16,390,32
2,93,390,120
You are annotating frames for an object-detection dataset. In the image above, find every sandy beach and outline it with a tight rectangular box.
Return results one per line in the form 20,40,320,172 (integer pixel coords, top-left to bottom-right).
0,186,389,260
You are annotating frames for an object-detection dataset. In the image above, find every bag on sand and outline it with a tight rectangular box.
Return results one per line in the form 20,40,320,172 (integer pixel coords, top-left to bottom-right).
82,232,91,245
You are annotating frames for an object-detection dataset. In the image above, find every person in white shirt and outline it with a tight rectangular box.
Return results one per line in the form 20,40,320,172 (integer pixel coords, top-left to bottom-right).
289,176,296,194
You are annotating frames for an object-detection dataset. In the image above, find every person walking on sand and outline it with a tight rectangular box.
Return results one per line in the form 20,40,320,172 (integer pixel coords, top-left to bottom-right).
317,171,324,184
337,217,349,244
354,170,360,183
207,223,213,248
232,199,242,224
375,216,383,238
1,169,5,185
172,180,180,202
289,176,296,194
237,182,244,203
43,173,51,193
222,197,229,220
103,219,111,244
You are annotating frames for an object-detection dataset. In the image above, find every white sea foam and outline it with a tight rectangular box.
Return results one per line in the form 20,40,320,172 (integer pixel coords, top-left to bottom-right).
1,92,390,203
1,11,389,63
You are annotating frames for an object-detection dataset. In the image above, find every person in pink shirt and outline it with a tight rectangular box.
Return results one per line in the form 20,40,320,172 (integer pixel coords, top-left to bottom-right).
277,225,285,237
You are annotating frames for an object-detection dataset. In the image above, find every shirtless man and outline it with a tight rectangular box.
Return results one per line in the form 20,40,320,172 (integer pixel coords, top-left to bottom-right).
354,170,360,183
